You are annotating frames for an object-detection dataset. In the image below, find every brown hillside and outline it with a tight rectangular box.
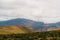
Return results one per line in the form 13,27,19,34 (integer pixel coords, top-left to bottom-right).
47,28,60,31
0,26,33,34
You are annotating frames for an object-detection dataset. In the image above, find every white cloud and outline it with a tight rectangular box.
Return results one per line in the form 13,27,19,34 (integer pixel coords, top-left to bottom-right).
0,0,60,23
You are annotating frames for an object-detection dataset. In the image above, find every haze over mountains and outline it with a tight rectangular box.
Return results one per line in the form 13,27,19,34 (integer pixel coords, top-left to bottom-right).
0,18,60,31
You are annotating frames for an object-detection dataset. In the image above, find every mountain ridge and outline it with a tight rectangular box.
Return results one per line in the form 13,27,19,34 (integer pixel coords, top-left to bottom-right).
0,18,60,31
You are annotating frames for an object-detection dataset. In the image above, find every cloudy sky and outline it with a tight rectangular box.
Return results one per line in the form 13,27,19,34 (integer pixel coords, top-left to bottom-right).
0,0,60,23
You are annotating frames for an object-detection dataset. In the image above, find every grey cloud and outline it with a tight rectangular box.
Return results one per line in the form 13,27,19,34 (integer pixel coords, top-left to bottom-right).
0,0,60,23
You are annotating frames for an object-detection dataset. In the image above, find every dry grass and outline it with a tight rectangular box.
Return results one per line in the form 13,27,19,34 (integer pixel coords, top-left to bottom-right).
0,26,32,34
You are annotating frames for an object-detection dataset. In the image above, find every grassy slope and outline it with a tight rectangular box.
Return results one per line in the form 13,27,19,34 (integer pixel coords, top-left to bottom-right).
47,27,60,31
0,26,33,34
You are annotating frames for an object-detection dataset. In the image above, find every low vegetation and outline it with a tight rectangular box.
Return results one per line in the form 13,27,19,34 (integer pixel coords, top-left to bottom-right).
0,30,60,40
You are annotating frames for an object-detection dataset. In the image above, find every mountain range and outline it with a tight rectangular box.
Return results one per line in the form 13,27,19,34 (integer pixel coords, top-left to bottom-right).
0,18,60,31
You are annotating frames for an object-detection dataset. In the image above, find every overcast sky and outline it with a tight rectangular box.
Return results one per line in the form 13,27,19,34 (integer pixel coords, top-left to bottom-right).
0,0,60,23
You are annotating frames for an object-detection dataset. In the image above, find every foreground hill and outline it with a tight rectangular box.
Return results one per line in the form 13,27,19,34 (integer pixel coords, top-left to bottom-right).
0,26,34,34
